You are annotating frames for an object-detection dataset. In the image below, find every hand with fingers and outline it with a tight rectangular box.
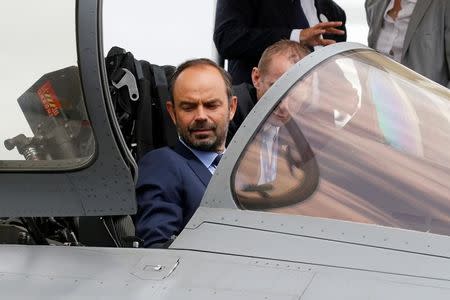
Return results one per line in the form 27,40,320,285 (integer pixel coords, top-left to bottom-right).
299,21,345,47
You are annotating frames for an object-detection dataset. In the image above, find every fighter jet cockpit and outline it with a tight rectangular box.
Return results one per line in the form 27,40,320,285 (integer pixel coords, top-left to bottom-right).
0,1,137,247
3,1,450,298
204,45,450,238
2,0,450,246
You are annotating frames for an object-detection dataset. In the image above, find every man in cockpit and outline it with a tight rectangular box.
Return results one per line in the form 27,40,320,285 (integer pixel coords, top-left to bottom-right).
229,40,316,204
227,39,311,144
230,40,312,186
134,58,237,247
227,40,312,185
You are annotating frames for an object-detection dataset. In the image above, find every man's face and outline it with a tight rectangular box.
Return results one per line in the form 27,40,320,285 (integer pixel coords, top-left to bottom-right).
167,65,237,152
252,54,295,126
252,54,294,101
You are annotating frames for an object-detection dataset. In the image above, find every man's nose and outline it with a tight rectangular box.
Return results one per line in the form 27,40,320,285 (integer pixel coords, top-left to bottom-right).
194,106,208,121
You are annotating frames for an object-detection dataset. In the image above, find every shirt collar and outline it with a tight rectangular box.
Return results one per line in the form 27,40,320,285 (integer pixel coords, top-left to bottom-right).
387,0,417,10
179,138,224,168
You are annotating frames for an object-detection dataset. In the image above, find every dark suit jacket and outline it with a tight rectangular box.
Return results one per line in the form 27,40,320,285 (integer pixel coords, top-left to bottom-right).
134,141,212,247
214,0,347,84
227,82,258,145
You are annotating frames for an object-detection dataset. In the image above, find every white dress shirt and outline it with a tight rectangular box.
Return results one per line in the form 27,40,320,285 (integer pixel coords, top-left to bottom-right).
375,0,417,62
258,125,280,184
290,0,327,51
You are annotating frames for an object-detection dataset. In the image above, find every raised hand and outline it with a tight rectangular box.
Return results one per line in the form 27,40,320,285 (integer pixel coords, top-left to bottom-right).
299,21,345,47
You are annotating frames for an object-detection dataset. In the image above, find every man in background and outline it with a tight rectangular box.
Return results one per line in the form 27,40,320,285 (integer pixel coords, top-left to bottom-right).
214,0,346,84
366,0,450,88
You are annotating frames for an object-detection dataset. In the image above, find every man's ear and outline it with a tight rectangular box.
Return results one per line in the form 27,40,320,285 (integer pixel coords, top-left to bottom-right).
166,100,177,125
229,96,238,121
251,67,261,88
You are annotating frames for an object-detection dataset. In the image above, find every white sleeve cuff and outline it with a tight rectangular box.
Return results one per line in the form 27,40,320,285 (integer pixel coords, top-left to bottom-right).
290,29,302,42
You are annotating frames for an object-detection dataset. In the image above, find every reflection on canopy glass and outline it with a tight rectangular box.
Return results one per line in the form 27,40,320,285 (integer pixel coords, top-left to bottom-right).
233,50,450,236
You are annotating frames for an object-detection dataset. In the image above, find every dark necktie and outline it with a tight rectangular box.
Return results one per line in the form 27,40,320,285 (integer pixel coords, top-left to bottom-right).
211,153,223,169
292,0,310,29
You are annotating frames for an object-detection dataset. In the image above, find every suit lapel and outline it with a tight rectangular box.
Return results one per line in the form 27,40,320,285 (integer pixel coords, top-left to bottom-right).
289,0,309,28
402,0,432,59
314,0,321,21
173,141,212,187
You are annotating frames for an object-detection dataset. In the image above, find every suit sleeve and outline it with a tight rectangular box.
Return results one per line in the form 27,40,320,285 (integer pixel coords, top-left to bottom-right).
213,0,292,60
364,0,380,48
134,151,184,247
227,83,257,144
365,0,375,25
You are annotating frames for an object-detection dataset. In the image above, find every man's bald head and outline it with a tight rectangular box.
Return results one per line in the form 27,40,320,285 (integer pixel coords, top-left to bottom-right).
257,40,311,78
252,40,310,100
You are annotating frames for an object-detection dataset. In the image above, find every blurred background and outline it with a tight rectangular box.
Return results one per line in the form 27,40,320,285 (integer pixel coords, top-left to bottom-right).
0,1,368,160
103,0,368,65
